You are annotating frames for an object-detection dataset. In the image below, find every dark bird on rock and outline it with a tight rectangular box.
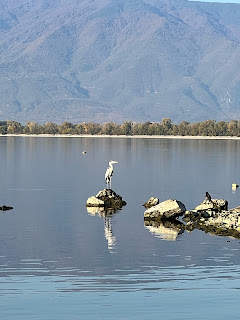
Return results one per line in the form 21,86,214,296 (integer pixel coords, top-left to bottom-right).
205,192,212,202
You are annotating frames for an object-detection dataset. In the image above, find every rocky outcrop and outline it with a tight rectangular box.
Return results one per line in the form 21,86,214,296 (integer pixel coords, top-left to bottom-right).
183,200,240,238
144,199,186,220
143,197,159,208
195,199,228,212
143,194,240,239
86,189,126,210
0,205,13,211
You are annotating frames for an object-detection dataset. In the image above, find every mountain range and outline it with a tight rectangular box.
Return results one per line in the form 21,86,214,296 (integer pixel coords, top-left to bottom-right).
1,0,240,124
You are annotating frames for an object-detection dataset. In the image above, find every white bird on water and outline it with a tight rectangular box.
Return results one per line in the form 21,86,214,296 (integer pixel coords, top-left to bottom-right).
105,160,118,189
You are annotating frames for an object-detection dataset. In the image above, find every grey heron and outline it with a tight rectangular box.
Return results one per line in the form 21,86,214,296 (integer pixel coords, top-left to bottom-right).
105,160,118,189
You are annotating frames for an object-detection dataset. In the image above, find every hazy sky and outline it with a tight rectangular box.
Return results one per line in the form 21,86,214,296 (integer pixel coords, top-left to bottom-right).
194,0,240,3
191,0,240,3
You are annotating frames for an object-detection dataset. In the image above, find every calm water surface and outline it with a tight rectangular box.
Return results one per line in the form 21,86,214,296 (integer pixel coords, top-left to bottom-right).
0,136,240,319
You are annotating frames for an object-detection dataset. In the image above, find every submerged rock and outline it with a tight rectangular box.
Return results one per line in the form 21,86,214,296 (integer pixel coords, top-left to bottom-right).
86,189,126,210
143,197,159,208
0,205,13,211
144,199,186,219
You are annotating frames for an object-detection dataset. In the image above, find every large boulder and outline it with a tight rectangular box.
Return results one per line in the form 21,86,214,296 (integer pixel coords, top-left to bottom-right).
144,199,186,219
86,189,126,210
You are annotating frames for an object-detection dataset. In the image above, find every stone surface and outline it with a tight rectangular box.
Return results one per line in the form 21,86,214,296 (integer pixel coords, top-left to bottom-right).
86,196,105,207
86,189,126,210
144,199,186,219
195,199,228,212
183,203,240,238
143,197,159,208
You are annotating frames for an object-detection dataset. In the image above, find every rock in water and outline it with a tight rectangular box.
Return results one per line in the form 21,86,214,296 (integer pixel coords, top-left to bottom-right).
143,197,159,208
86,196,105,207
0,205,13,211
195,199,228,212
144,199,186,219
86,189,127,210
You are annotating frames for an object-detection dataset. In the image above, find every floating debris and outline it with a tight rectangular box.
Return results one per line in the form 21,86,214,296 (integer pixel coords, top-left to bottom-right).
232,183,239,190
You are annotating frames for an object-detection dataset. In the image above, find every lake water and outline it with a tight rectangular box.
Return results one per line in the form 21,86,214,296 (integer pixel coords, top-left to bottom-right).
0,136,240,319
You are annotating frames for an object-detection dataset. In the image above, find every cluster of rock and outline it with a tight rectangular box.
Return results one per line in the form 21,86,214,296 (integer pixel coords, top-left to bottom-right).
86,189,126,214
143,196,240,239
183,200,240,238
87,189,240,239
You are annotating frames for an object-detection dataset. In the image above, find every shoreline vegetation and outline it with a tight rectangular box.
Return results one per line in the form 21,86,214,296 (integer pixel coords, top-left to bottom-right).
0,118,240,139
1,134,240,140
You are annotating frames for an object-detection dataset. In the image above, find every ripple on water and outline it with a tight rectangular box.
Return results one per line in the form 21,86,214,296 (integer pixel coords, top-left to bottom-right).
0,265,240,295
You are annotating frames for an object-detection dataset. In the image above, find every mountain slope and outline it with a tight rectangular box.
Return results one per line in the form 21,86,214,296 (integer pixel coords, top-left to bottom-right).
0,0,240,123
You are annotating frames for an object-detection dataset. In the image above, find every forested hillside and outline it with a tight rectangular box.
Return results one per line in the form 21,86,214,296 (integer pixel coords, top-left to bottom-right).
1,0,240,123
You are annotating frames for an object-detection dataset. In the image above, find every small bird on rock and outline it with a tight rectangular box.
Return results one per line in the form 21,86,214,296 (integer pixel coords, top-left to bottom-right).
205,191,212,202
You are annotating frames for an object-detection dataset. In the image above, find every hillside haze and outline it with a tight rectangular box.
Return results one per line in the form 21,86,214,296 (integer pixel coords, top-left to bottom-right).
1,0,240,124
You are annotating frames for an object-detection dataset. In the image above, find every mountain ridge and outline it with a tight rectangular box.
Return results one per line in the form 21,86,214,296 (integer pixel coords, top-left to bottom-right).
0,0,240,123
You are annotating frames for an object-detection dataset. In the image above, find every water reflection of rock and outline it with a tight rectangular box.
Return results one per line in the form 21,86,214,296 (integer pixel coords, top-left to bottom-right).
144,219,185,241
87,206,119,252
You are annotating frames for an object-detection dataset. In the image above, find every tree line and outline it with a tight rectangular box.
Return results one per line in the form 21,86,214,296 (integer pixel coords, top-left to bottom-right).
1,118,240,136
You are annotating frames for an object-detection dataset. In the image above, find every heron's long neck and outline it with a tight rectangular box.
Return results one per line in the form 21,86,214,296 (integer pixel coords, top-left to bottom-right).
109,163,113,170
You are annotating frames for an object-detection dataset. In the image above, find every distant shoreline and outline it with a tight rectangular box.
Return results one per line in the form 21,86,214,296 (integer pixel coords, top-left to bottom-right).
1,134,240,140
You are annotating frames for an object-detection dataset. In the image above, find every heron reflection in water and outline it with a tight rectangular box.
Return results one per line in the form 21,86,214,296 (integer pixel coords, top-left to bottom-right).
104,216,116,252
86,207,117,252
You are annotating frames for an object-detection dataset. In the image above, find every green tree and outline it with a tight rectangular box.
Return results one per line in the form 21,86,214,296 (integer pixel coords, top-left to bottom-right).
75,123,85,134
59,122,75,134
0,121,7,134
198,120,216,136
214,121,228,136
7,121,23,134
84,122,101,135
43,122,59,134
227,120,239,136
177,121,190,136
23,121,42,134
120,122,133,135
161,118,172,135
